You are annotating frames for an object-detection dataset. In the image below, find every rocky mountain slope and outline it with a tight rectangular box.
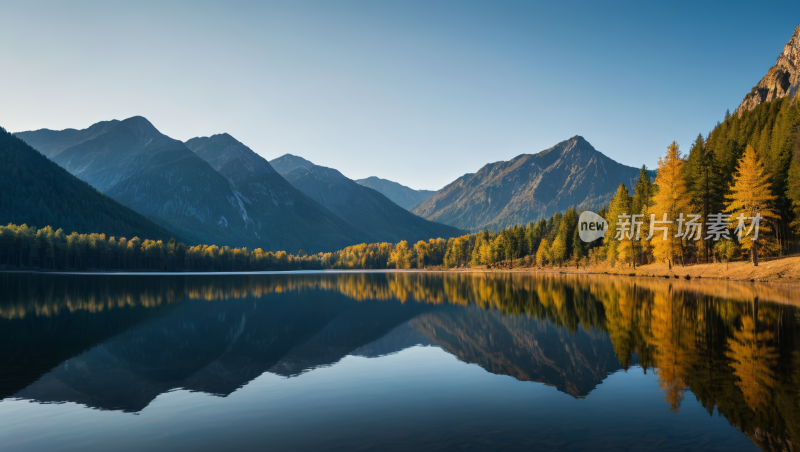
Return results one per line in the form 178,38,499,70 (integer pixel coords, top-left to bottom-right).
737,24,800,114
40,116,254,246
185,133,371,252
0,127,175,241
17,117,366,252
412,136,647,231
270,154,464,244
355,176,435,210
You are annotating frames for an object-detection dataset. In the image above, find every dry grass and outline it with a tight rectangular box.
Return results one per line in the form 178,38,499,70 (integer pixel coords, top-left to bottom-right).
453,255,800,288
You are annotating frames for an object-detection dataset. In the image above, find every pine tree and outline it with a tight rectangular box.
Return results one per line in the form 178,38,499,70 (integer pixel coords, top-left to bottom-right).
632,165,655,265
685,134,723,262
651,142,691,267
725,145,778,266
572,225,584,267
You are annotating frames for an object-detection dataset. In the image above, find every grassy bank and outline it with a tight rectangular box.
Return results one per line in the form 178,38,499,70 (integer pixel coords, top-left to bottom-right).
454,255,800,287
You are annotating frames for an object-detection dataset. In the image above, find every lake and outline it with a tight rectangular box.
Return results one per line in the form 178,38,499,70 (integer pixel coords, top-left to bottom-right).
1,271,799,451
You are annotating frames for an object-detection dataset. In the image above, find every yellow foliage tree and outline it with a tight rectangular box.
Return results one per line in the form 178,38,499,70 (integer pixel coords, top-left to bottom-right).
650,142,690,267
605,184,634,267
725,315,778,411
388,240,412,269
550,234,567,266
536,238,550,267
724,145,777,266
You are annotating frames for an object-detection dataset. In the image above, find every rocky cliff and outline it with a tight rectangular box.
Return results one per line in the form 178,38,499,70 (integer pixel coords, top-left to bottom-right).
737,24,800,114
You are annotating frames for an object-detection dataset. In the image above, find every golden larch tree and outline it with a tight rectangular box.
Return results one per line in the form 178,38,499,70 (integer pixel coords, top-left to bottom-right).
724,144,777,266
650,142,690,267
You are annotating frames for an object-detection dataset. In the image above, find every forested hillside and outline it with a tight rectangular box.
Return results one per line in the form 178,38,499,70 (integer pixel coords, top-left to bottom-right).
693,97,800,258
0,127,175,241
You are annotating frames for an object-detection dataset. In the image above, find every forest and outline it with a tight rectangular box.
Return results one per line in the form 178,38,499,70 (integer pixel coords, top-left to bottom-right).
1,96,799,273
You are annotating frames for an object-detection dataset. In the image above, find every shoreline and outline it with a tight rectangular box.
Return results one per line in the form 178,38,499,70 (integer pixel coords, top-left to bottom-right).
3,255,800,289
440,255,800,288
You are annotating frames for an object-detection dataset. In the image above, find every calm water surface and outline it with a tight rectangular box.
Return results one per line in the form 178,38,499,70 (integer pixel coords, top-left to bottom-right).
1,272,799,451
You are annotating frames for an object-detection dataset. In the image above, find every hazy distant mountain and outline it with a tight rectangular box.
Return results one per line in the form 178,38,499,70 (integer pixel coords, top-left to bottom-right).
14,120,119,159
737,24,800,114
20,117,362,251
355,176,435,210
412,136,648,231
0,127,175,240
185,133,371,252
270,154,464,244
33,116,255,246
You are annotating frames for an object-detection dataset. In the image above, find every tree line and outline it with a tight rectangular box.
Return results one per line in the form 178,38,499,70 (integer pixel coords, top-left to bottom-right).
2,97,798,272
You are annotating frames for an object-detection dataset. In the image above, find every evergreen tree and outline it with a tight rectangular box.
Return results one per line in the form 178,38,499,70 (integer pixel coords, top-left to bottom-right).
632,165,655,265
685,134,723,262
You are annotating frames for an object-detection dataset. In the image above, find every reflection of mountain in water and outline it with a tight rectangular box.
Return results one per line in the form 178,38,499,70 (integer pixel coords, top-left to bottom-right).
12,291,435,412
411,306,627,397
3,272,799,452
2,274,627,412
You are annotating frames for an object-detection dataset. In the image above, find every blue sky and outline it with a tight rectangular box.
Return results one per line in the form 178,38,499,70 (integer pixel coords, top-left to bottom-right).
2,1,799,189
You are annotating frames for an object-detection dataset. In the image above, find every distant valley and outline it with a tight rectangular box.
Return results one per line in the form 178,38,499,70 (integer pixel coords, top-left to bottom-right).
355,176,435,210
270,154,464,244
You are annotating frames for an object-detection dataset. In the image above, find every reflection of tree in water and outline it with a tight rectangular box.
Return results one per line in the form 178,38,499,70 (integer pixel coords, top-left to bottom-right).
2,272,800,450
651,291,692,413
726,315,778,412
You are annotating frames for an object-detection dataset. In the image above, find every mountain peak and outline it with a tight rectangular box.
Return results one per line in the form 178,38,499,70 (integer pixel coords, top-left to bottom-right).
736,23,800,114
118,116,163,141
270,154,315,174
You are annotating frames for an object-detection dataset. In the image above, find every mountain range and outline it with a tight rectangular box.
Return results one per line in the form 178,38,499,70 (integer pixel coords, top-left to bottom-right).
412,136,648,231
15,118,370,252
183,133,373,252
270,154,464,244
354,176,435,210
13,117,652,247
0,127,174,241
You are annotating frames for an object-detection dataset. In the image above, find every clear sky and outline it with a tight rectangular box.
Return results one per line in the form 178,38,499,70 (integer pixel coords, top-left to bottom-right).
2,1,799,190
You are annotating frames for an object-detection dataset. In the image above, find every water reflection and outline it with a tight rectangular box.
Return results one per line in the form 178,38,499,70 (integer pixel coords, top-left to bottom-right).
1,272,799,451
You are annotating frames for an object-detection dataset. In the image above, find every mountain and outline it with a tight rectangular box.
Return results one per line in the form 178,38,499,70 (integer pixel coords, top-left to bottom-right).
17,117,367,252
14,120,119,159
270,154,465,244
355,176,435,210
184,133,371,252
0,127,175,241
35,116,257,247
737,24,800,114
412,136,647,231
